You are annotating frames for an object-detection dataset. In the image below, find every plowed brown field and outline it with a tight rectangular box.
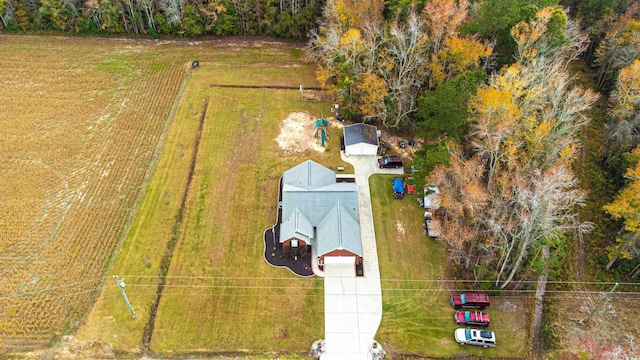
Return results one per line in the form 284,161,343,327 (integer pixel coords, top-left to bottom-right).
0,35,190,351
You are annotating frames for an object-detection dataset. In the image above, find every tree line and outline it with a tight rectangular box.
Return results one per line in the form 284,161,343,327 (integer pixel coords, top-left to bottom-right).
0,0,323,39
308,0,639,287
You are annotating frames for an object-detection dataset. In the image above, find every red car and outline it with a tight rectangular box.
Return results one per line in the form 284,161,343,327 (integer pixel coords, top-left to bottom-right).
454,311,490,327
450,293,490,309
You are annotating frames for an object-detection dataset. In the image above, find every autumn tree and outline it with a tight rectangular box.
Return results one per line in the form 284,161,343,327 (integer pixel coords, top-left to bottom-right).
606,59,640,157
39,0,80,31
603,145,640,276
430,7,597,288
422,0,470,56
309,4,383,122
309,0,492,129
429,142,489,267
307,0,386,120
593,3,640,90
357,71,388,122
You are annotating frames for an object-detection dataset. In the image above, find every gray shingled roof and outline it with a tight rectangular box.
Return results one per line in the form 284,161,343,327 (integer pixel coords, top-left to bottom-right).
280,208,314,243
316,203,363,257
279,160,362,258
282,183,359,225
282,160,335,190
343,123,379,146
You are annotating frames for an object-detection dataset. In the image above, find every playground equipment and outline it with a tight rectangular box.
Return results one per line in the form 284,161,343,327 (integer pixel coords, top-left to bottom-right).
313,118,330,147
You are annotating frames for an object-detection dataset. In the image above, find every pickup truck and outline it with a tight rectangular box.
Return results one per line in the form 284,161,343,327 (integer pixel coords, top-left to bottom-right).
450,293,490,309
378,155,403,169
454,311,490,326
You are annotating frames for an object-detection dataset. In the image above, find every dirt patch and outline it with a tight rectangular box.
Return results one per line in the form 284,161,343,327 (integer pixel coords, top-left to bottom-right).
22,336,116,360
545,295,640,358
275,112,331,154
301,89,334,101
376,126,424,160
396,221,406,241
495,299,518,313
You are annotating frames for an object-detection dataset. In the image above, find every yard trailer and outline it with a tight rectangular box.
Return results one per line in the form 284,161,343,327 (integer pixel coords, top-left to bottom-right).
424,212,441,238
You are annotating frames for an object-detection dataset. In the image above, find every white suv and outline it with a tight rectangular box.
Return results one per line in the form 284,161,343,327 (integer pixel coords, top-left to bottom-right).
454,328,496,348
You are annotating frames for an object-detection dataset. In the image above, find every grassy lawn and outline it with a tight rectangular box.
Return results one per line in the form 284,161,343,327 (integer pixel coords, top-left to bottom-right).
151,67,339,353
370,175,529,358
78,45,350,355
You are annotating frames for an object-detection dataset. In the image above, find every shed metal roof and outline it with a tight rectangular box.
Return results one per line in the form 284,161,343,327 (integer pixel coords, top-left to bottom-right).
343,123,379,146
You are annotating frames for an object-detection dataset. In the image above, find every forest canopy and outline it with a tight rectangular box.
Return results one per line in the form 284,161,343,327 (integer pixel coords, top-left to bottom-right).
0,0,324,39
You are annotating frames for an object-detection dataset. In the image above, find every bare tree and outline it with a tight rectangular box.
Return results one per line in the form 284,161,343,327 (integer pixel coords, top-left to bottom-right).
1,0,17,28
492,165,592,288
378,14,430,128
159,0,185,25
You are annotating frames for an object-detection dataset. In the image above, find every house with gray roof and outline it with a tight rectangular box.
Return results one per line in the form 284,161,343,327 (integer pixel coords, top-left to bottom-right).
279,160,362,270
343,123,379,156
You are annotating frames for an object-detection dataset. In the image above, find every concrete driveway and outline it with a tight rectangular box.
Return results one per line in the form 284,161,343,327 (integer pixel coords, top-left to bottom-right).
321,154,403,359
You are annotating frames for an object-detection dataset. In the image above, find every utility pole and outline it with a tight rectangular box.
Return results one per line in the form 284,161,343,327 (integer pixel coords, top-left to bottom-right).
114,276,136,318
581,282,618,325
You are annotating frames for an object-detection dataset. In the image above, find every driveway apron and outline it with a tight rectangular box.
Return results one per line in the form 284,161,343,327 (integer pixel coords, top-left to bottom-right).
321,154,402,359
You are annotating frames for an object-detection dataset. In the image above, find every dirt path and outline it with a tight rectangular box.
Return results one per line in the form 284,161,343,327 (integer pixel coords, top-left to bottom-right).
529,245,549,359
141,98,209,352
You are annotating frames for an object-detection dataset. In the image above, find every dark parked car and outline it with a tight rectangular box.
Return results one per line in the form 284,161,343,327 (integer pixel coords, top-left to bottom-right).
378,155,403,169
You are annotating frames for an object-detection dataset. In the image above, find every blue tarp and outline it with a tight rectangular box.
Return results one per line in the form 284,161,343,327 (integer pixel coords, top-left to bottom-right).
393,178,404,194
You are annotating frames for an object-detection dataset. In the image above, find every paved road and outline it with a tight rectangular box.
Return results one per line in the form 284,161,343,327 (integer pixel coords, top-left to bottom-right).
321,154,402,360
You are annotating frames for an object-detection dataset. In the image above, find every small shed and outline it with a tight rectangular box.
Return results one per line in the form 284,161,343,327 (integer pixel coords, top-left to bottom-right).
343,123,379,156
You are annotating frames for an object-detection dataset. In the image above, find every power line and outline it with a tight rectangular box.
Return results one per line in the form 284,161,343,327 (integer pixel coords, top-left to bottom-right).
122,283,640,294
0,294,121,320
0,285,116,312
119,275,640,286
3,283,637,300
126,284,323,290
118,292,640,300
0,275,637,302
0,277,109,300
120,275,325,281
379,279,640,286
1,287,638,314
